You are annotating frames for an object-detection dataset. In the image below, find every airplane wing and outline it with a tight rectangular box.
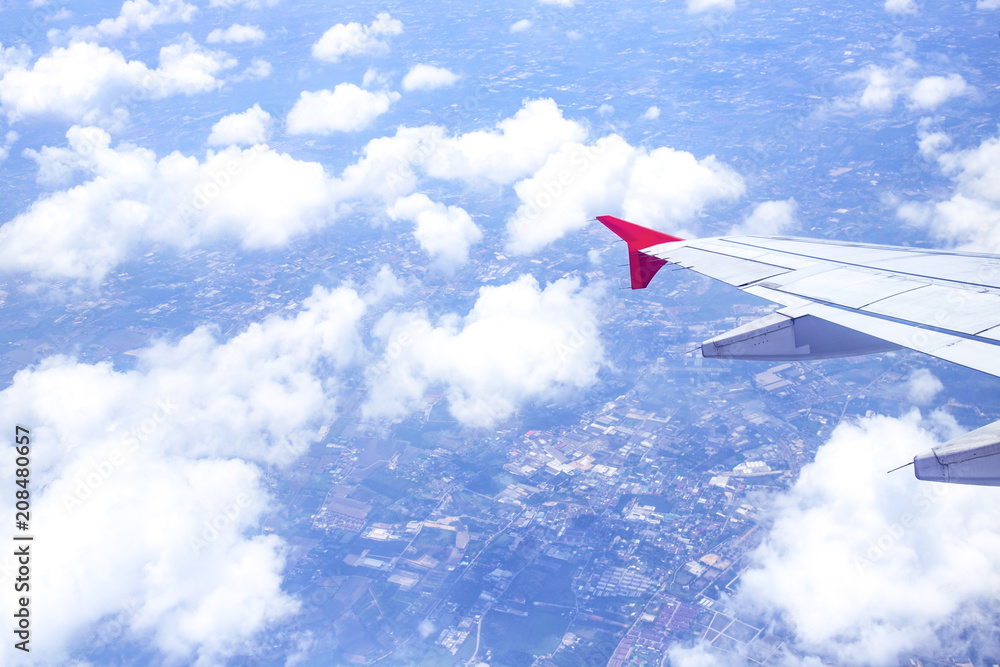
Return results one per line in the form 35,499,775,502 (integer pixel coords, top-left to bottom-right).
598,214,1000,487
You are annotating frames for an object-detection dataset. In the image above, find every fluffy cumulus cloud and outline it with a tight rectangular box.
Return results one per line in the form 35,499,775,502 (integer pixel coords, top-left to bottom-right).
330,97,589,203
510,19,533,33
363,275,605,426
2,97,745,286
688,0,735,11
387,194,483,267
0,43,32,77
0,284,367,664
0,129,16,161
730,198,797,236
723,410,1000,664
65,0,198,40
230,57,271,82
907,73,969,110
1,99,580,284
156,36,238,94
401,64,459,91
208,104,272,146
845,60,970,113
905,368,944,405
506,135,744,254
286,84,400,135
420,97,588,185
208,0,280,7
897,130,1000,251
311,12,403,63
1,126,340,284
0,39,236,129
884,0,918,13
206,23,266,44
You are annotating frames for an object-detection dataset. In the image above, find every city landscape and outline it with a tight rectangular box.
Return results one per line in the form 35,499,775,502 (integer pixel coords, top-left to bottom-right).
4,220,995,665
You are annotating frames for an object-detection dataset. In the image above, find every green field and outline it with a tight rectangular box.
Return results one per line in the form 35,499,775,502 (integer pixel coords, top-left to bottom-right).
482,608,572,667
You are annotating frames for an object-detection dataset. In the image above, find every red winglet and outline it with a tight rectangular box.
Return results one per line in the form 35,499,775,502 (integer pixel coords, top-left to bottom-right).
597,215,683,289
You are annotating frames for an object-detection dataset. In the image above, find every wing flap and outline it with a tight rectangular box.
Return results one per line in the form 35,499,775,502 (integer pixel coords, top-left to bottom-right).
780,302,1000,378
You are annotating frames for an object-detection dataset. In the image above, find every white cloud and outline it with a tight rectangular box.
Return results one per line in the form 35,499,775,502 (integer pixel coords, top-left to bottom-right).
206,23,266,44
3,98,712,285
843,60,970,113
667,643,743,667
401,64,458,92
387,194,483,267
505,136,745,255
977,0,1000,8
286,84,400,135
311,12,403,63
331,124,445,203
731,411,1000,664
363,274,605,427
0,43,32,77
1,126,341,284
332,98,588,203
0,41,149,128
66,0,197,41
897,131,1000,251
363,264,406,304
510,19,533,33
917,127,951,159
907,73,969,110
538,0,576,6
730,198,797,236
362,67,390,88
0,129,16,161
688,0,735,11
156,36,237,95
884,0,917,13
421,97,589,186
623,146,744,226
0,284,367,664
642,105,660,120
905,369,944,405
852,62,912,111
208,104,271,146
229,57,271,82
208,0,280,6
0,39,236,130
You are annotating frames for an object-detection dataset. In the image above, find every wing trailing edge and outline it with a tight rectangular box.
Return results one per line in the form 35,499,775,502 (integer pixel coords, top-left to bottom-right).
597,215,683,289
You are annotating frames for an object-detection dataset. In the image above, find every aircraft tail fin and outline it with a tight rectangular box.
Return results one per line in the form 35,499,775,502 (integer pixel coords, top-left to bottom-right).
597,215,683,289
